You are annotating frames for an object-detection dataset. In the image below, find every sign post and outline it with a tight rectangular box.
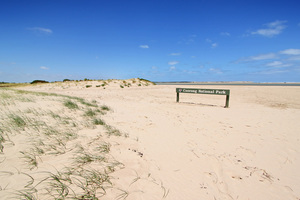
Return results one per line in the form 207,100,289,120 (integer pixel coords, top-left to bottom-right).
176,88,230,108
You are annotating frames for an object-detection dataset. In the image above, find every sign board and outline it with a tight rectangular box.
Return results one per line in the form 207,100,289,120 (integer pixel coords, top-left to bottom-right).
176,88,230,108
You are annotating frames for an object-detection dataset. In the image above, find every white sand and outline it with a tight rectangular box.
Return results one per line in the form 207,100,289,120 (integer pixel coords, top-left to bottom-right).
1,80,300,199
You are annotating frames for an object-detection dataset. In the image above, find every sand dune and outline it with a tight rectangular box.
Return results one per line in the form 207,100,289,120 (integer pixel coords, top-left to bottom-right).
1,80,299,199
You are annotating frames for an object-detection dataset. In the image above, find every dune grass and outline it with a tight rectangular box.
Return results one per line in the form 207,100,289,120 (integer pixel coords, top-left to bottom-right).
0,88,127,199
64,100,79,109
93,118,106,126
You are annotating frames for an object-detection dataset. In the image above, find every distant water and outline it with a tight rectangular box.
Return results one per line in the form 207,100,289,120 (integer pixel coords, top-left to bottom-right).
155,82,300,86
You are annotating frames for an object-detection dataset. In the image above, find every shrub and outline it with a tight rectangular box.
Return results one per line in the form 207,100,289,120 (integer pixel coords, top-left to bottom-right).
30,80,49,84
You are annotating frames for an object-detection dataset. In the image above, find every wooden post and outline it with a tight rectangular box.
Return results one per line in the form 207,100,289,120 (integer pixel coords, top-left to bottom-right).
176,92,179,102
225,94,230,108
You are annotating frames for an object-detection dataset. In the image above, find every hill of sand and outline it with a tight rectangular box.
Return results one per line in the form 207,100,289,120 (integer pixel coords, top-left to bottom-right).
1,79,299,199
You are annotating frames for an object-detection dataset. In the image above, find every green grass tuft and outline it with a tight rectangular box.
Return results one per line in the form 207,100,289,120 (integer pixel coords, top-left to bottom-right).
20,151,39,170
85,109,97,117
100,105,110,111
93,118,105,126
9,114,27,128
64,100,79,109
95,142,111,153
105,125,122,137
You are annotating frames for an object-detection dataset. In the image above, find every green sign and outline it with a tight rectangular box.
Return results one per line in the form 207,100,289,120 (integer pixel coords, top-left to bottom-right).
176,88,230,108
176,88,230,95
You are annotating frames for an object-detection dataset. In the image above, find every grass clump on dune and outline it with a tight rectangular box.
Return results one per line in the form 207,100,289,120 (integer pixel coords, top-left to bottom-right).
64,100,79,109
9,114,27,129
100,105,110,111
0,88,131,199
0,130,6,153
20,151,39,170
85,109,97,117
93,118,106,126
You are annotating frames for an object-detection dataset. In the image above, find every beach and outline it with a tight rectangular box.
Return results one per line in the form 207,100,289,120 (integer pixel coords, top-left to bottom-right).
1,80,300,199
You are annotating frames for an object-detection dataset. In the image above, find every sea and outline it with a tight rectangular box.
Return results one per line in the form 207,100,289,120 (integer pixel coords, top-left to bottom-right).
155,82,300,86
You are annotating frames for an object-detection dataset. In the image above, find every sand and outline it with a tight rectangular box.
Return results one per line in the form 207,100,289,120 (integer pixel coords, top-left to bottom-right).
0,79,299,199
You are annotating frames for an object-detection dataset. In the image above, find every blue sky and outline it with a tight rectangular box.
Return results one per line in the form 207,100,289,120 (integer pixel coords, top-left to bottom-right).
1,0,300,83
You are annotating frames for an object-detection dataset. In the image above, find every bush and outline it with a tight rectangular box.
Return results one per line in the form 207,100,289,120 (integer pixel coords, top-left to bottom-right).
30,80,49,84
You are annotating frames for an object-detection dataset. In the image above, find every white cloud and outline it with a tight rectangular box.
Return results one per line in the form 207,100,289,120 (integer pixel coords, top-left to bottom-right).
280,49,300,55
40,66,49,70
266,61,282,67
288,56,300,61
178,35,197,45
139,45,149,49
169,66,176,71
168,61,179,65
0,62,16,66
170,53,181,56
211,43,218,48
235,53,277,63
254,69,288,75
206,39,218,48
220,32,230,36
251,20,287,37
209,68,223,74
28,27,53,34
265,61,291,68
249,53,277,61
184,69,202,75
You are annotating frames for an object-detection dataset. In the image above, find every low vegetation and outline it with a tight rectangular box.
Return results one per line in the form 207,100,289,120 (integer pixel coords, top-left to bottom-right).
64,100,79,109
30,80,49,84
0,88,126,199
1,78,156,89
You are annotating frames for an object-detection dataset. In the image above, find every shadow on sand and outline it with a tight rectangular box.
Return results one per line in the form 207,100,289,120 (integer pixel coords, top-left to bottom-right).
177,101,224,108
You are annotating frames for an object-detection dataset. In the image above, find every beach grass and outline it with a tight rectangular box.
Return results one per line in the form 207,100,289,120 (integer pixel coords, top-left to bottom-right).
64,100,79,109
0,88,126,199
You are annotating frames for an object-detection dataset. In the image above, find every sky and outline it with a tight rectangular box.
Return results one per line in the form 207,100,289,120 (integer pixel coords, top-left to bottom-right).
1,0,300,83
